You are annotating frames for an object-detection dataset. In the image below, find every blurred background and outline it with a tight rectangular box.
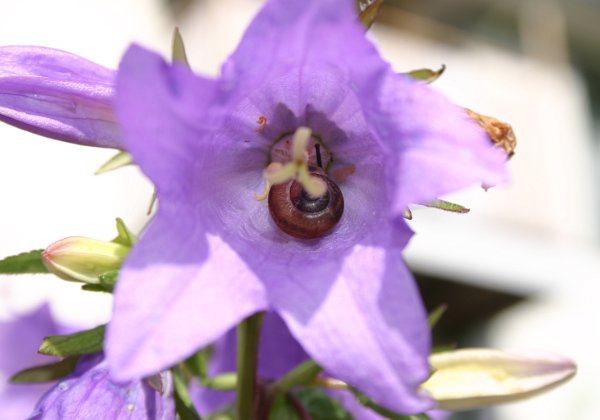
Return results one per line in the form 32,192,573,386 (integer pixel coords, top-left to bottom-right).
0,0,598,418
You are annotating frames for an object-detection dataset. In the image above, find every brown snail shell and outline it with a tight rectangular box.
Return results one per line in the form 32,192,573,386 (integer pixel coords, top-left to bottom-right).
268,168,344,239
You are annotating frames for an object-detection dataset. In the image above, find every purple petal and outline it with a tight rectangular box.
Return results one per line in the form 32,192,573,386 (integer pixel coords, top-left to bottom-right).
106,209,268,381
115,45,222,198
263,223,433,414
364,72,508,212
111,45,269,381
192,312,308,415
222,0,366,99
226,0,506,211
30,354,175,419
0,46,121,148
0,305,60,420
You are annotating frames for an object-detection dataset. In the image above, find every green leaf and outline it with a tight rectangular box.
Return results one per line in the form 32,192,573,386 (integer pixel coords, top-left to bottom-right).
296,388,353,420
407,65,446,83
173,366,202,420
428,304,448,329
94,151,132,175
38,325,105,357
10,356,79,383
0,249,48,274
172,27,191,68
358,0,385,28
424,199,470,214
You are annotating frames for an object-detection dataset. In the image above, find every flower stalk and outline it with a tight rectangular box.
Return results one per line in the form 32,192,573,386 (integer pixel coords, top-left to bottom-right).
236,312,265,420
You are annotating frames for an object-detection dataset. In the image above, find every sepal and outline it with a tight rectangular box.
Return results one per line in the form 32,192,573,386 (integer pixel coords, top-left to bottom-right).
407,65,446,83
95,151,133,175
423,200,470,214
358,0,385,28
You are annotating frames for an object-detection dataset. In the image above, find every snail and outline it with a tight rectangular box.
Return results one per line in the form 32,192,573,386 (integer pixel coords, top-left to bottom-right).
268,166,344,239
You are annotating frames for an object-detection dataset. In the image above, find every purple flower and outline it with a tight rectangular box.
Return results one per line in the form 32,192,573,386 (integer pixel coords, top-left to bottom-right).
0,305,61,419
0,305,174,419
0,46,120,148
108,0,505,414
31,354,175,419
0,0,507,414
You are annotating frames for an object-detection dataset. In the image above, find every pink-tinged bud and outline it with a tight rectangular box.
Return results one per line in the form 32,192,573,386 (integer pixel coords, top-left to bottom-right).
42,237,129,284
422,348,576,411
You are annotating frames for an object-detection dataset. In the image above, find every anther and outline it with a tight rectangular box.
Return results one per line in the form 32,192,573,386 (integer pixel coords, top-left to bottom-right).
315,143,323,168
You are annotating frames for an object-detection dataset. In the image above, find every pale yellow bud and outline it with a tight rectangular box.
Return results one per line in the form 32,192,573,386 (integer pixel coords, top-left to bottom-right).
42,237,129,284
422,348,576,411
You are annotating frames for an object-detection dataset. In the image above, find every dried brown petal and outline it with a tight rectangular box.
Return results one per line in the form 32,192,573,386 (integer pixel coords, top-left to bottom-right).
466,108,516,158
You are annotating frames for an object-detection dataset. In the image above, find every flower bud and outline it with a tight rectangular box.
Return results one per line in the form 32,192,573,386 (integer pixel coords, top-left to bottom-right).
42,237,129,284
422,348,576,411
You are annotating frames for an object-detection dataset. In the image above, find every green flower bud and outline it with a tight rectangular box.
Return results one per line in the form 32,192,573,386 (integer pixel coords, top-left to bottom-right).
42,237,129,284
422,348,576,411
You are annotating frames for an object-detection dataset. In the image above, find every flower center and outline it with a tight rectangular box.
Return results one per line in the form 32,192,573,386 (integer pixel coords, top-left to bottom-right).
262,127,345,239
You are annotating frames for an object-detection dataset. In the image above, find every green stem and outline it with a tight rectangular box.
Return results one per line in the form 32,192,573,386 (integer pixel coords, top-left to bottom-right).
236,312,264,420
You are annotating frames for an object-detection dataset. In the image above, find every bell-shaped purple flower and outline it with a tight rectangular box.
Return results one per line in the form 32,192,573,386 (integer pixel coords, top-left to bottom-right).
105,0,506,414
0,0,508,414
0,46,120,148
30,353,175,419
